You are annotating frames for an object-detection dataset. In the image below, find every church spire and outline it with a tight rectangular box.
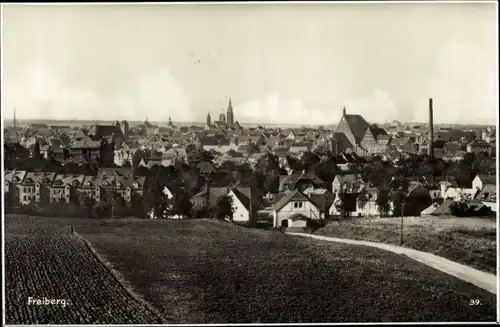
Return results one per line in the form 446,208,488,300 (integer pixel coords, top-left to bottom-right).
226,97,234,126
342,105,346,117
206,112,211,126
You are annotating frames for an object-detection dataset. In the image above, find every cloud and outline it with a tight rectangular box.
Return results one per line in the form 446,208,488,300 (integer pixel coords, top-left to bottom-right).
3,62,193,122
234,95,333,126
424,39,497,124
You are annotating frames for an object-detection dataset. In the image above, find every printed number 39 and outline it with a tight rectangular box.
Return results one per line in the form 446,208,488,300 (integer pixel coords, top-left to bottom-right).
469,299,481,306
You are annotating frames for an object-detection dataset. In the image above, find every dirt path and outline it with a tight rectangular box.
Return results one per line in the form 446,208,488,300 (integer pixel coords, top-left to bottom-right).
287,232,497,295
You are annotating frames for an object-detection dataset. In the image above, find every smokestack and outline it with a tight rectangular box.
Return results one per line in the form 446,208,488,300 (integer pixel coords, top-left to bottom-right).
428,98,434,159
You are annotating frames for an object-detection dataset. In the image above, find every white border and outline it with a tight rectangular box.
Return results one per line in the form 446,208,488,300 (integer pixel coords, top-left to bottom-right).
1,1,499,326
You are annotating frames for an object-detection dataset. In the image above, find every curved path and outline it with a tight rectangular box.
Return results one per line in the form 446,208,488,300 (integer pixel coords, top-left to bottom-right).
286,232,497,295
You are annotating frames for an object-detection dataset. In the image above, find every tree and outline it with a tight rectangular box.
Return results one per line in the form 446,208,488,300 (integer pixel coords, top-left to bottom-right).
247,142,259,156
172,191,193,218
79,192,95,217
144,179,170,219
122,159,132,168
214,195,235,221
334,186,351,218
227,149,244,158
92,201,109,218
33,140,41,158
376,188,392,217
300,151,320,169
357,188,370,211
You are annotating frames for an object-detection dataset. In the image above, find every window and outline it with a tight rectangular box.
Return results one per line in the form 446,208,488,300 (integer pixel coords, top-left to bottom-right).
294,202,303,208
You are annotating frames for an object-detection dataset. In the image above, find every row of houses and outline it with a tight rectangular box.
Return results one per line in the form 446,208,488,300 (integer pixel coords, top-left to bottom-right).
4,168,145,205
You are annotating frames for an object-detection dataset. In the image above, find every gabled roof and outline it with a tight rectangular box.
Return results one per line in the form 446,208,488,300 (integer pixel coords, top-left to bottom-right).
280,170,326,189
52,174,86,187
197,161,216,174
475,184,497,202
71,136,100,149
273,189,319,211
307,191,335,212
468,139,490,147
230,187,259,212
5,170,27,183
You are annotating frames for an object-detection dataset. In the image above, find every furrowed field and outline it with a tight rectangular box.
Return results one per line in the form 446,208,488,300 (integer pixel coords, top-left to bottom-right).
5,215,163,324
5,215,497,323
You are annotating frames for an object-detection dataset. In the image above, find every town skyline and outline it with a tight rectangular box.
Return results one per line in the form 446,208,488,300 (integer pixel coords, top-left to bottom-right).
2,2,498,125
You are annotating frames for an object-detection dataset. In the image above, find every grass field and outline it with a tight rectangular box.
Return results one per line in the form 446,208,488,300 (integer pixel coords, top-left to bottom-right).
315,216,497,274
5,215,497,323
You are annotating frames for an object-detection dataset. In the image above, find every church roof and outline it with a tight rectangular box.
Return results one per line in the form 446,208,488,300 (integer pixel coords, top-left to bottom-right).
344,114,370,144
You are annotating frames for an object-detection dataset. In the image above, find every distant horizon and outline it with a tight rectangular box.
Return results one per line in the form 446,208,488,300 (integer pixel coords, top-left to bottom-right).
2,3,497,125
3,117,491,129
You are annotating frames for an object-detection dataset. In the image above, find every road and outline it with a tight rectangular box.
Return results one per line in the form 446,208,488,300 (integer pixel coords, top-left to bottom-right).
287,232,497,295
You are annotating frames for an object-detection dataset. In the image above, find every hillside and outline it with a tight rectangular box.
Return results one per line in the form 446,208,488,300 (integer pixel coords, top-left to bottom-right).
5,215,496,323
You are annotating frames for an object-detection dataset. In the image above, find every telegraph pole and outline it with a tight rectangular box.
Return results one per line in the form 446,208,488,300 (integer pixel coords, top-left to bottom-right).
399,174,405,245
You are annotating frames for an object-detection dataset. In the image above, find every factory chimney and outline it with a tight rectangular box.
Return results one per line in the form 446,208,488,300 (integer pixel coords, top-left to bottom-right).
428,98,434,159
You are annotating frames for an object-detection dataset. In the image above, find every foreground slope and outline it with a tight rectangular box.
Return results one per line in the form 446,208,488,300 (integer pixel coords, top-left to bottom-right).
70,218,496,323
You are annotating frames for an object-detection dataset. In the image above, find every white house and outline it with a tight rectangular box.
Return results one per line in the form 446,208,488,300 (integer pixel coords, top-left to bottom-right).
472,174,496,191
272,189,322,228
228,187,255,224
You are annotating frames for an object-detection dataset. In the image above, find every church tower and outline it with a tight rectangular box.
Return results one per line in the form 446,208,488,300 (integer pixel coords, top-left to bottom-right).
206,113,211,126
226,97,234,126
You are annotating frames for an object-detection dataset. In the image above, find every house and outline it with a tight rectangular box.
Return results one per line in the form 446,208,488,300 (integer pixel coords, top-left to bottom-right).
279,170,326,192
228,187,259,224
161,148,187,167
95,169,144,204
4,170,27,202
44,138,67,161
114,147,135,167
332,174,364,193
303,187,335,218
472,174,497,212
190,186,252,216
466,139,492,155
289,144,309,154
421,199,454,216
69,136,101,163
49,174,86,203
87,124,124,148
475,184,497,212
197,161,216,175
19,172,56,205
472,174,496,191
272,189,322,228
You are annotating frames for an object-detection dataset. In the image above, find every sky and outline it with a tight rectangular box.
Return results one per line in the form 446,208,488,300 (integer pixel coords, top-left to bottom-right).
1,2,498,125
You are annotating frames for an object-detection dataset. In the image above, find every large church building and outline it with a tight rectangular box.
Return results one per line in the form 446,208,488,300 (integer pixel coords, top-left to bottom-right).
330,106,390,156
206,98,239,130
